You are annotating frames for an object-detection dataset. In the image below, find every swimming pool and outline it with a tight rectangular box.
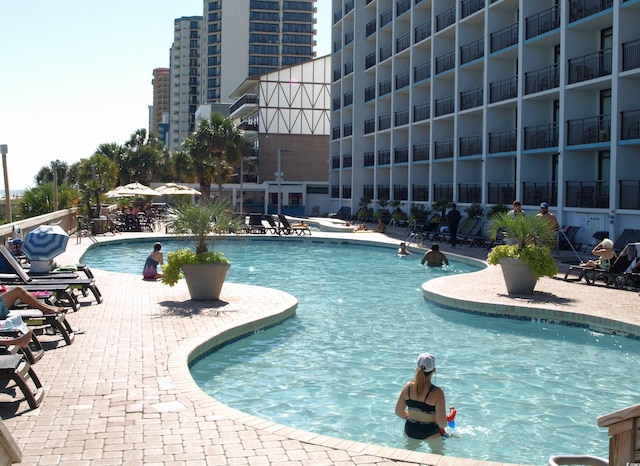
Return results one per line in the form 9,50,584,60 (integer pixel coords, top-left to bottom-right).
82,238,640,465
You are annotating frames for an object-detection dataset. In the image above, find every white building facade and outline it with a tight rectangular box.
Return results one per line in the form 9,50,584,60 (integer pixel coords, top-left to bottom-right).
330,0,640,246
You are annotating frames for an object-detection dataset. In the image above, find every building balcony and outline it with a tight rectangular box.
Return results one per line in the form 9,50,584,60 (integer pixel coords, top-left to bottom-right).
461,0,485,19
412,184,429,202
525,64,560,94
459,135,483,157
620,110,640,140
523,123,559,150
487,182,516,205
569,0,613,23
377,185,390,200
525,4,560,40
623,39,640,72
565,181,609,208
436,5,456,32
522,182,557,207
393,185,409,201
434,139,454,159
435,95,455,117
413,143,430,162
488,129,517,153
620,180,640,210
377,150,391,165
568,49,612,84
434,184,454,200
489,76,518,103
229,94,259,119
394,147,409,163
460,87,483,111
458,184,482,204
460,38,484,65
566,114,611,145
490,22,518,53
237,121,259,133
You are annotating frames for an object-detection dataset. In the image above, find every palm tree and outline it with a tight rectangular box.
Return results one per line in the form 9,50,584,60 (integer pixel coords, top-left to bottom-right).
122,129,163,185
182,113,244,203
76,154,119,217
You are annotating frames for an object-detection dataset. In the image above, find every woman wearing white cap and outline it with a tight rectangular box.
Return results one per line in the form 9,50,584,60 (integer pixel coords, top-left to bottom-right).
395,353,448,440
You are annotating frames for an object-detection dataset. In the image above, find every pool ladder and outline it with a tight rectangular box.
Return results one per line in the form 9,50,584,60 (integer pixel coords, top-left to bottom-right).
548,455,608,465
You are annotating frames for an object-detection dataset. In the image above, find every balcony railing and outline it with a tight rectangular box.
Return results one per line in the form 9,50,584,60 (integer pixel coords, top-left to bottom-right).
342,185,352,199
461,0,484,19
524,64,560,94
363,185,374,200
395,108,410,126
525,4,560,40
435,50,456,74
412,184,429,202
458,184,482,203
379,114,391,131
436,5,456,32
459,135,483,157
343,123,353,137
566,114,611,145
229,94,258,115
435,95,455,116
366,19,377,37
460,38,484,65
569,0,613,23
365,52,376,69
487,182,516,205
380,43,393,61
332,127,340,140
568,48,612,84
365,86,376,102
620,180,640,210
395,70,410,90
414,61,431,82
565,181,609,208
622,39,640,72
434,139,454,159
413,103,430,122
378,150,391,165
343,154,352,168
377,185,390,200
489,76,518,103
523,123,559,150
394,147,409,163
434,184,454,200
393,184,409,201
620,110,640,140
343,92,353,107
396,32,411,53
331,156,340,169
490,22,518,53
488,129,517,153
522,182,557,207
364,119,375,134
413,143,430,161
379,79,392,96
364,152,375,166
380,8,393,28
397,0,411,16
460,86,483,110
414,20,432,43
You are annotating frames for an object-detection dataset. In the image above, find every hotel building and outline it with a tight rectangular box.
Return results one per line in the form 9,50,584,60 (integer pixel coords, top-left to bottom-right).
329,0,640,245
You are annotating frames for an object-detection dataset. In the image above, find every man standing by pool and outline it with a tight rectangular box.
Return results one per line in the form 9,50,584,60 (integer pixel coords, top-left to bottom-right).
446,203,461,248
536,202,559,230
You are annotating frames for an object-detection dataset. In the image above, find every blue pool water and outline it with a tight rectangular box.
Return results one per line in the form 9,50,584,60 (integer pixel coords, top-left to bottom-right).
82,239,640,465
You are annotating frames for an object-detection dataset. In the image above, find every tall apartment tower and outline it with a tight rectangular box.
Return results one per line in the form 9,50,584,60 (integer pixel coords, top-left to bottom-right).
330,0,640,245
201,0,318,105
169,16,203,151
151,68,170,141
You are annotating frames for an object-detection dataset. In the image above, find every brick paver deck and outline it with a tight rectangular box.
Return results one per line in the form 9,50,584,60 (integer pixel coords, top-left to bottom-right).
1,227,636,466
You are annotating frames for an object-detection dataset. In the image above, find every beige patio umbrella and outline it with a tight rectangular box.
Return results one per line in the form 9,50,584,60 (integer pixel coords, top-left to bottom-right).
106,182,161,198
154,183,201,196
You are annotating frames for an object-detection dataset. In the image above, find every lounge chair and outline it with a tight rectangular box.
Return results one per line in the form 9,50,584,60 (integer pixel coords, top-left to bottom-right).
0,329,44,365
564,242,640,290
277,215,311,235
0,246,102,305
244,214,267,234
0,353,44,410
6,308,75,346
557,225,581,251
264,215,283,235
460,220,487,247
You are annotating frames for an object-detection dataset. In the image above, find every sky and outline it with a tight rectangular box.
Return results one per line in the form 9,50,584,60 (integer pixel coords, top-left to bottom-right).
0,1,331,191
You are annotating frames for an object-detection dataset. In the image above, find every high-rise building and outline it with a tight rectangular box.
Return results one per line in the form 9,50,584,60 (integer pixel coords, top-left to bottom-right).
201,0,317,106
169,16,203,151
330,0,640,245
151,68,170,142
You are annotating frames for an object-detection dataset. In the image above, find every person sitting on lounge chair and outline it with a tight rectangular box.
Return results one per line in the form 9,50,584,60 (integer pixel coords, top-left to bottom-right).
375,219,387,233
581,238,616,270
0,285,65,315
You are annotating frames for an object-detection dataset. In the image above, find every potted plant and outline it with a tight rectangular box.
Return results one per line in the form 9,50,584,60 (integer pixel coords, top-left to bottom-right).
486,213,558,294
162,199,242,300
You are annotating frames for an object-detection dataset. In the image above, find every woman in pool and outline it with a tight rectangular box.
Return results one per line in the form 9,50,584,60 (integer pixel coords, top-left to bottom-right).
142,242,164,280
395,353,448,440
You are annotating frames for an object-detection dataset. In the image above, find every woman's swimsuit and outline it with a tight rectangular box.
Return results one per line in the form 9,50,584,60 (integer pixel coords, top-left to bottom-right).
142,256,159,279
404,385,440,439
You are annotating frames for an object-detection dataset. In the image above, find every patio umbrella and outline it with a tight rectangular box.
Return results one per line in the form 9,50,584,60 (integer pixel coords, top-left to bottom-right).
22,224,69,262
106,182,161,198
155,183,201,196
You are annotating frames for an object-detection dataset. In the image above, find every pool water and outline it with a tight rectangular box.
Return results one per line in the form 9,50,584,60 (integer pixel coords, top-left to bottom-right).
82,239,640,465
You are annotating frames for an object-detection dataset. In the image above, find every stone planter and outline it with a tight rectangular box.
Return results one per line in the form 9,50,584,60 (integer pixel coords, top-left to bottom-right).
498,258,538,295
181,262,230,300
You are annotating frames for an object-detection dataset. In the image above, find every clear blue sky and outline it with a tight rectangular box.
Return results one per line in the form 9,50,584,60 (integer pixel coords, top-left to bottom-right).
0,0,331,190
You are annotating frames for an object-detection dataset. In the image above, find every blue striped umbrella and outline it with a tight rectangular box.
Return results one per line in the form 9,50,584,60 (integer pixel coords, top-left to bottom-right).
22,225,69,261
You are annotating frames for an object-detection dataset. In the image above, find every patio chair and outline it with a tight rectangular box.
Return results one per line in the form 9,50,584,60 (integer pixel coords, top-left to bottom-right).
277,215,311,236
0,246,103,305
6,308,75,346
0,353,44,410
0,329,44,365
245,214,266,234
264,215,283,235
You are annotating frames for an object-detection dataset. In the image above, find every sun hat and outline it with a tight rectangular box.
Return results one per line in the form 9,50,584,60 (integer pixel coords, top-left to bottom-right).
416,353,436,372
540,202,549,208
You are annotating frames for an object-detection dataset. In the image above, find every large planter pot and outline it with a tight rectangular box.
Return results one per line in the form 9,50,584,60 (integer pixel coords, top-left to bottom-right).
181,262,231,300
498,258,538,295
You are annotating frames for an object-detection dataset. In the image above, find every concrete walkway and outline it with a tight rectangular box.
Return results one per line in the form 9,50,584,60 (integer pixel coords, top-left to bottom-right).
0,227,637,466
